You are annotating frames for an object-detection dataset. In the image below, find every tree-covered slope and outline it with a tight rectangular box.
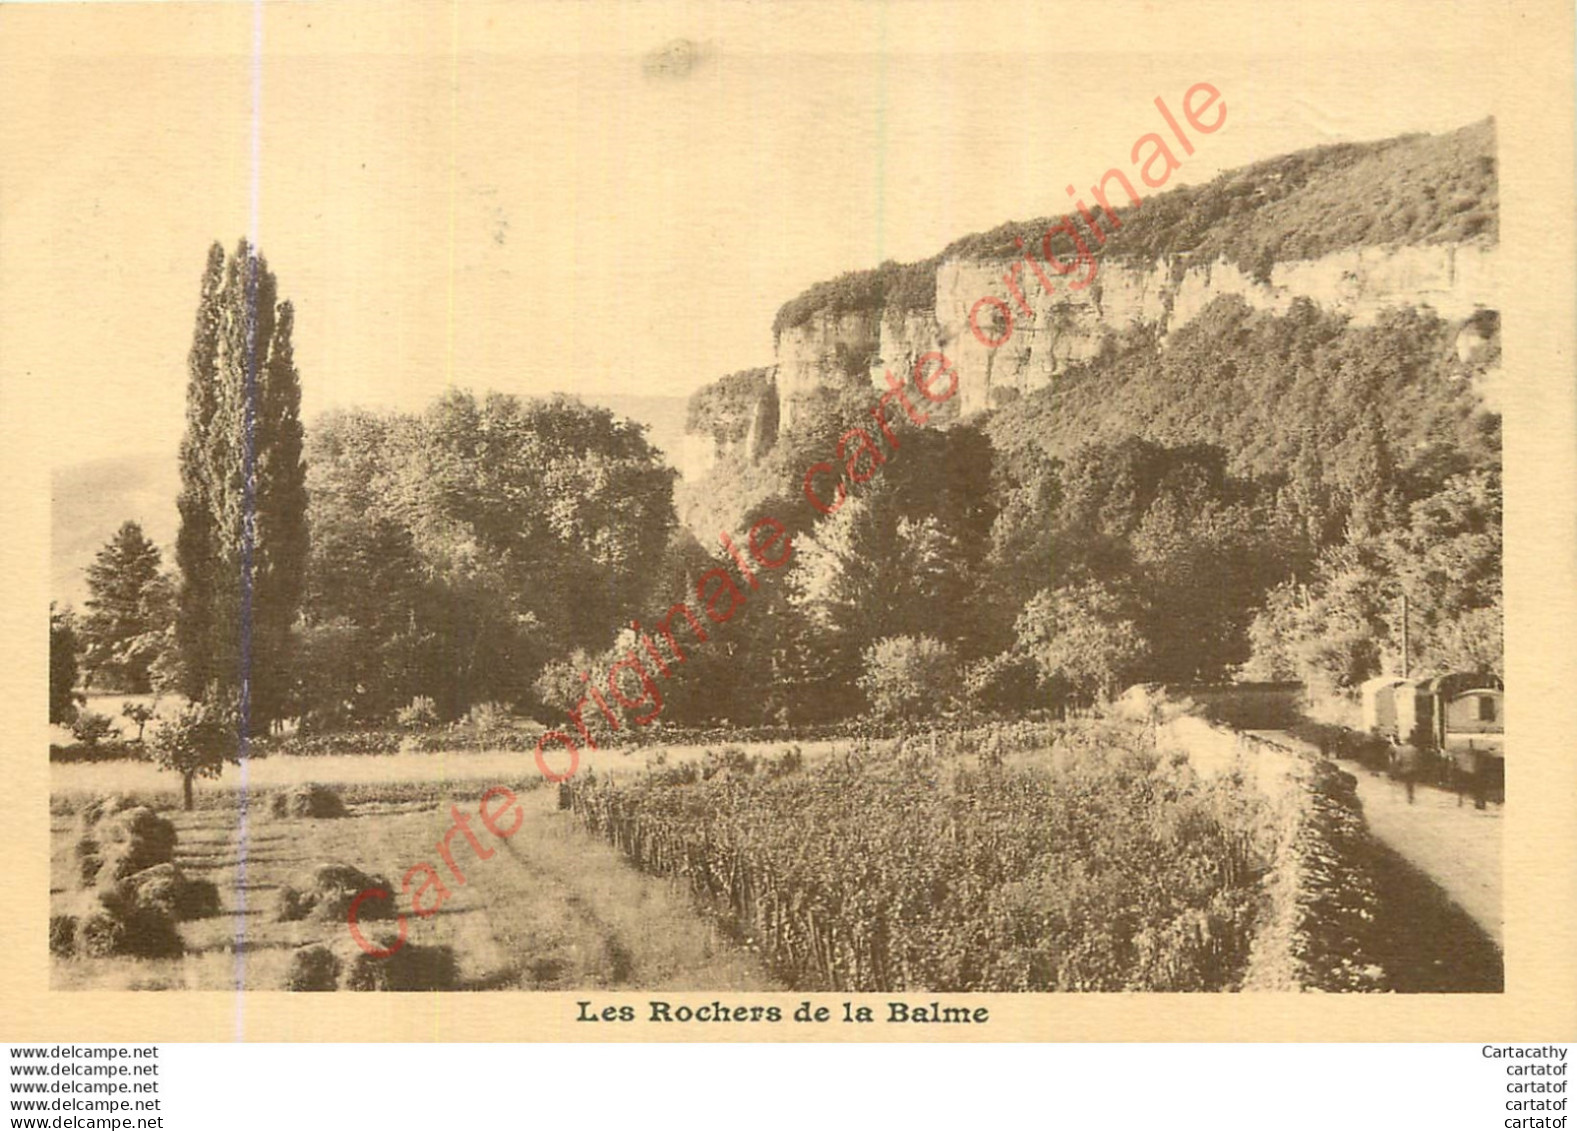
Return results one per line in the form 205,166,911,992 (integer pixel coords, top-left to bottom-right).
989,295,1499,489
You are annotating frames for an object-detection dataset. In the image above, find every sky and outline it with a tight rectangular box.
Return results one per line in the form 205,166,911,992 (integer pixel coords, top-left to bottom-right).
2,1,1497,469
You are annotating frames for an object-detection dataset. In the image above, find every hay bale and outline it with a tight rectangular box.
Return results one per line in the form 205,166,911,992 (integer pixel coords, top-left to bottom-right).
273,863,396,923
177,877,221,920
117,905,184,959
341,937,457,991
75,804,175,888
269,783,347,820
89,807,177,884
283,944,342,991
273,886,308,922
75,890,183,959
75,843,104,888
114,863,220,921
99,806,177,857
49,914,77,957
75,903,127,958
78,794,140,829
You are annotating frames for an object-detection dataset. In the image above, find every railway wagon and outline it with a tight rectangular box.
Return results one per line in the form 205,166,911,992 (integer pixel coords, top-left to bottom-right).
1360,675,1409,737
1427,673,1504,778
1364,672,1504,794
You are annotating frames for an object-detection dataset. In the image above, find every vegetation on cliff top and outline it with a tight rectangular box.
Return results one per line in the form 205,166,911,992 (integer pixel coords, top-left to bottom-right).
772,257,939,339
772,118,1495,336
685,367,777,448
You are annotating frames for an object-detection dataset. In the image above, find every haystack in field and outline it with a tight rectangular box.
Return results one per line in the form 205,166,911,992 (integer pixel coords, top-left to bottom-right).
283,944,342,991
274,863,396,923
341,936,457,991
113,862,220,920
75,805,176,887
269,783,347,819
49,914,77,957
72,888,183,959
78,794,141,829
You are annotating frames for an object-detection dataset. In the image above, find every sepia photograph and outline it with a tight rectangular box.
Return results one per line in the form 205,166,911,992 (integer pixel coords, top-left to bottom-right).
4,0,1572,1050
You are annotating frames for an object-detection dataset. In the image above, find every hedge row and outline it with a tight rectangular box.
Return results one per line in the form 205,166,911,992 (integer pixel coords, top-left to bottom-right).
51,712,1063,762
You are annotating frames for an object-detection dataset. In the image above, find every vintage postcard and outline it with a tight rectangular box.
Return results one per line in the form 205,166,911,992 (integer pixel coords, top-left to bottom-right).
1,0,1572,1043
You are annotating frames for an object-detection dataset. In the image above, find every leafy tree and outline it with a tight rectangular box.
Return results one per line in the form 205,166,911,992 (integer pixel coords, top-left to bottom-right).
301,393,677,721
1130,492,1292,681
149,695,240,810
1245,470,1502,688
80,521,171,691
858,635,957,719
395,696,440,729
175,240,308,735
49,604,82,725
289,618,366,730
961,651,1043,714
298,409,430,722
1243,542,1391,692
788,428,994,672
1016,583,1148,703
122,701,157,742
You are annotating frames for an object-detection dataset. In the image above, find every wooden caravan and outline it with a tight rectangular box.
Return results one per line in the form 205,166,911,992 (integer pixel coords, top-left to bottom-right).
1360,675,1409,740
1423,672,1504,776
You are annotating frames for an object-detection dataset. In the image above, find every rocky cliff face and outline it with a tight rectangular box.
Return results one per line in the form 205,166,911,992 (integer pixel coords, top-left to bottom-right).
771,241,1498,427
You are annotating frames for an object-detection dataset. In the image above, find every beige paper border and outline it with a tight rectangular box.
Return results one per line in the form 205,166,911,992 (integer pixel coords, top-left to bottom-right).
2,0,1572,1042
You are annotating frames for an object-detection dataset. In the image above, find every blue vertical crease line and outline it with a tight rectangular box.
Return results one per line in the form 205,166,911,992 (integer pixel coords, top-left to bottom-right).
234,0,264,1039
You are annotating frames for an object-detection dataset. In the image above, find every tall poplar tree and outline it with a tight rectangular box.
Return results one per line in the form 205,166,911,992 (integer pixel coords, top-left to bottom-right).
175,240,308,734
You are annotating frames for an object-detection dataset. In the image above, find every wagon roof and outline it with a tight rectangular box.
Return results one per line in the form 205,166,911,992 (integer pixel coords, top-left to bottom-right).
1419,672,1504,696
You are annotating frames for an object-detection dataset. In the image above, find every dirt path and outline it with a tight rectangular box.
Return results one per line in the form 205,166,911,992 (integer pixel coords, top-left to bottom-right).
1248,729,1503,991
1335,758,1503,949
1250,730,1503,948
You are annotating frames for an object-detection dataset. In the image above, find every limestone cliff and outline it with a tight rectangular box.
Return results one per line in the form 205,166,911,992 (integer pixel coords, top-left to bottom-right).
686,118,1498,463
774,241,1498,426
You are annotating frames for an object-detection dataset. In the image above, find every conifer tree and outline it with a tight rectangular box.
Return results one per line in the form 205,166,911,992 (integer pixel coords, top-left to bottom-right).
81,520,166,690
175,240,308,734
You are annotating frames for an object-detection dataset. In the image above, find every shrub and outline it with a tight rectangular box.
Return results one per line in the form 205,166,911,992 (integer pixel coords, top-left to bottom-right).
532,657,591,717
268,783,347,820
394,695,440,729
283,945,342,991
701,746,756,781
51,740,144,764
762,746,804,780
70,711,116,747
466,701,512,732
858,636,957,720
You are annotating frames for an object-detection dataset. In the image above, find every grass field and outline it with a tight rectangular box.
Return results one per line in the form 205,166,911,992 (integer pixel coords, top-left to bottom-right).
50,753,784,992
49,724,1274,993
49,741,845,812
